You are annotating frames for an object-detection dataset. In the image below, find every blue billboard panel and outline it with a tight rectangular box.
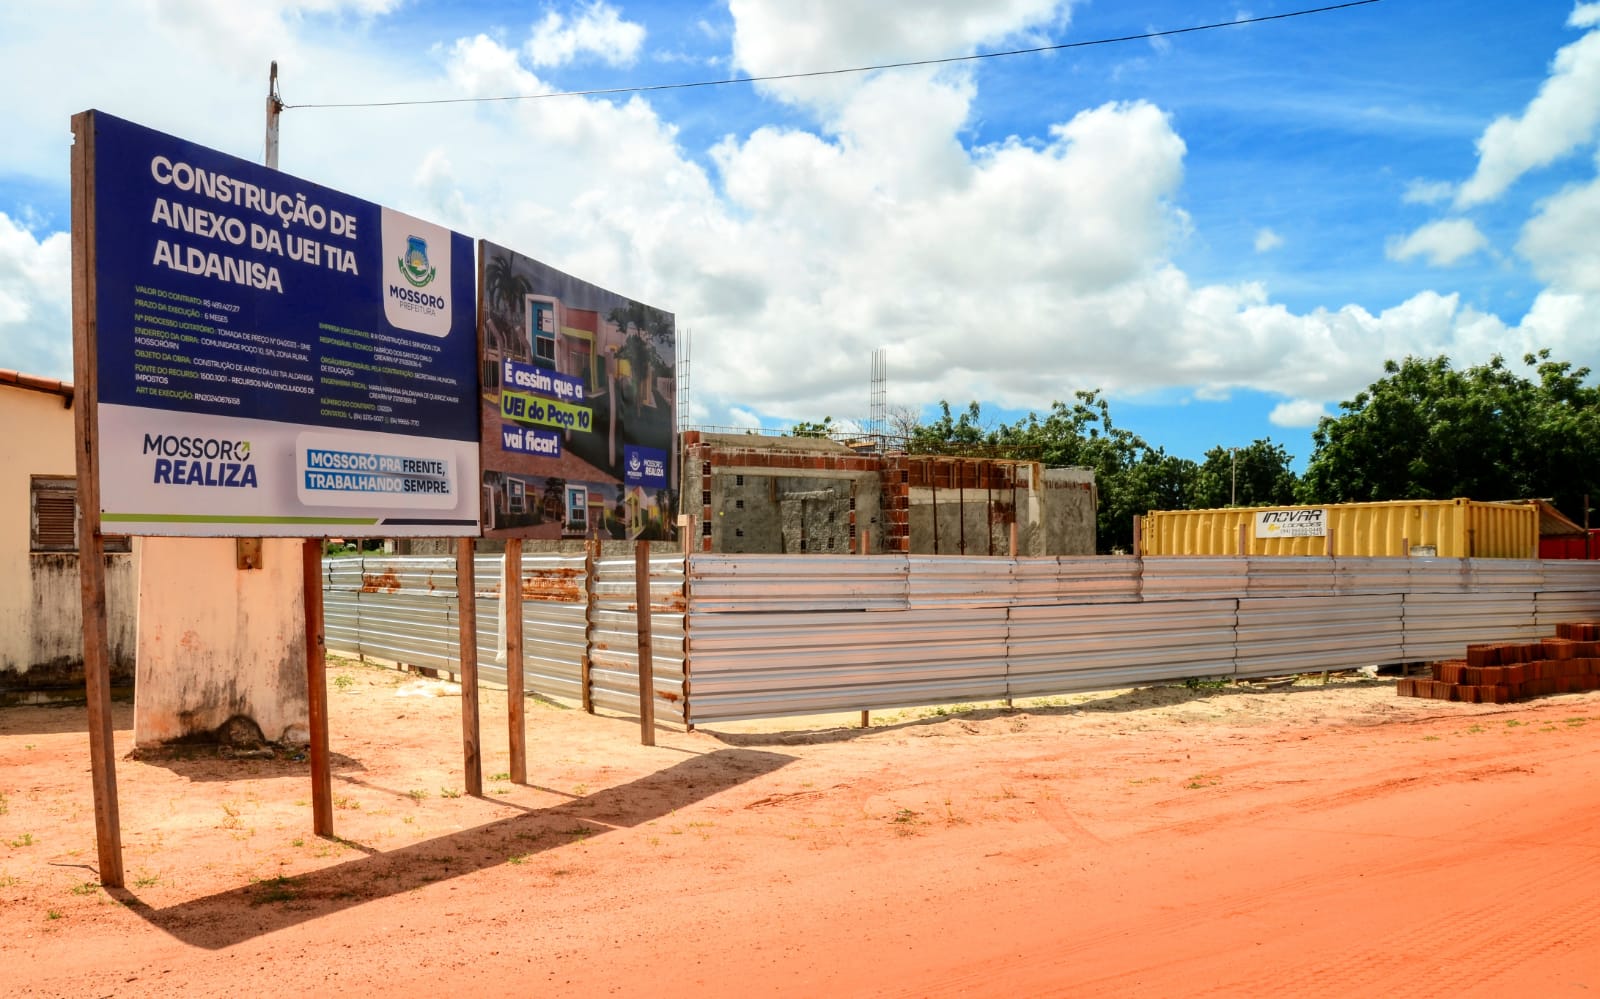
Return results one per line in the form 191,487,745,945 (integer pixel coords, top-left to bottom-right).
82,111,479,536
478,243,676,541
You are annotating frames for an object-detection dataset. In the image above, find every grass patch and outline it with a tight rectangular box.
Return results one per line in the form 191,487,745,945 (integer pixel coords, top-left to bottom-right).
490,772,510,782
249,875,298,905
407,789,430,802
9,833,34,848
46,909,62,920
439,787,462,799
333,674,355,691
1184,774,1221,790
133,874,159,888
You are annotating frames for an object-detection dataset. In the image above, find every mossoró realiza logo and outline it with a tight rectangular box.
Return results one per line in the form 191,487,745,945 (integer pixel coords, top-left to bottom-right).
144,433,259,488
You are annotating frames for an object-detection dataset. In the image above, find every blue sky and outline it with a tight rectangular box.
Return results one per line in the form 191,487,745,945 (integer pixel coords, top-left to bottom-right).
3,1,1599,472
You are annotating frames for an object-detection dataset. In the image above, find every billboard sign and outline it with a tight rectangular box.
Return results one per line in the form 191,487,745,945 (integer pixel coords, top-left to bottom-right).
478,243,675,540
81,111,479,536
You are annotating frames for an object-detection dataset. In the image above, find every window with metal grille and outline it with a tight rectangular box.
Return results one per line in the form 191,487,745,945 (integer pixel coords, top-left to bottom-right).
30,476,130,553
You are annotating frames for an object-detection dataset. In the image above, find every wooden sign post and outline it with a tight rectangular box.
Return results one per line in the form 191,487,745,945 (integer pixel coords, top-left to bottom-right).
457,538,483,795
69,111,124,888
634,541,656,747
504,538,526,785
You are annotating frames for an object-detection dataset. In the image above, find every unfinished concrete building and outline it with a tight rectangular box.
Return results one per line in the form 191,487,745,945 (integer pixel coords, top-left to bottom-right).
681,431,1096,556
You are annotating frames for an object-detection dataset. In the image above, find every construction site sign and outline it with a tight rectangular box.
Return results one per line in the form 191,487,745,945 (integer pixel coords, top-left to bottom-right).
477,242,676,541
78,110,480,536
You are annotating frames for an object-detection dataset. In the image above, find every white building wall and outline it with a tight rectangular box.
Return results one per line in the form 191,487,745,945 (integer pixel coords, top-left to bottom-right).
134,538,309,746
0,383,136,690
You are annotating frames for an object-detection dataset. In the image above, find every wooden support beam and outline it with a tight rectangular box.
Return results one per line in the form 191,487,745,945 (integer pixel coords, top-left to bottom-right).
504,538,526,785
635,541,656,747
303,539,332,836
456,538,482,796
69,111,124,889
581,539,597,714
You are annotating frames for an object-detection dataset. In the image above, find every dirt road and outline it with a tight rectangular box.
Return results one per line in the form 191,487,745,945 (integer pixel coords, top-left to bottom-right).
3,662,1597,997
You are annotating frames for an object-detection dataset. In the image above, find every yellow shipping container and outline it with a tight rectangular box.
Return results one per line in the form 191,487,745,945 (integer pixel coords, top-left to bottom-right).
1139,498,1536,558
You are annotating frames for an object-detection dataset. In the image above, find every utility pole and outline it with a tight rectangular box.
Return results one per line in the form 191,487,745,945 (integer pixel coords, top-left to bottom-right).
266,60,334,832
265,61,282,169
1230,447,1239,507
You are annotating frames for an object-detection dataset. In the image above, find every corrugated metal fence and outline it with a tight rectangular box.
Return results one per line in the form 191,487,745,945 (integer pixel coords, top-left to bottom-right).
323,552,688,725
683,555,1600,723
326,553,1600,728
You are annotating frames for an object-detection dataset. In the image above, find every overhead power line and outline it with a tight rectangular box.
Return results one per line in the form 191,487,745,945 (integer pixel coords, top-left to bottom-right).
285,0,1381,111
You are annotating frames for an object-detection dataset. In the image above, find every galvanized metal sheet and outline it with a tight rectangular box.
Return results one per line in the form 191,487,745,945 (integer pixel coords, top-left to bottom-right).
1535,590,1600,629
686,606,1007,723
1006,599,1238,693
1332,557,1413,595
1465,558,1544,591
1138,557,1248,601
1236,594,1404,676
1050,557,1142,604
1246,557,1336,598
1403,590,1539,661
906,555,1018,609
589,554,688,724
1537,560,1600,592
1402,558,1472,594
687,554,909,612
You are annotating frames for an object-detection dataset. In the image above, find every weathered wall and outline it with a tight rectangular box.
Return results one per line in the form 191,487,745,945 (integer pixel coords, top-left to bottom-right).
10,552,138,691
684,433,886,554
711,471,881,554
134,538,309,747
1040,468,1097,556
0,383,138,692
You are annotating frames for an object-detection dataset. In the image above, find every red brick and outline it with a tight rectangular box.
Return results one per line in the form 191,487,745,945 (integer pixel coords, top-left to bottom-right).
1466,644,1498,667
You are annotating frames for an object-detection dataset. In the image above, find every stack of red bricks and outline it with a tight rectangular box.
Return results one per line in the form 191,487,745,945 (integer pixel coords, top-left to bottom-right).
1398,622,1600,702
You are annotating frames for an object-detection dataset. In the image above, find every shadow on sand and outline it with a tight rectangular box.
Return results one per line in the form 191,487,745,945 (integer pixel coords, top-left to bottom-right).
107,747,791,949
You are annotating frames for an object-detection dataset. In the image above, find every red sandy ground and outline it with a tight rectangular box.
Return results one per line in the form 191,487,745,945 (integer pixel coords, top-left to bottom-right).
3,661,1598,998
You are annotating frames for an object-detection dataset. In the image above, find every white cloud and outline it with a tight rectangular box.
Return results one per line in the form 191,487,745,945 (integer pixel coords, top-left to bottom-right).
1386,218,1490,267
1402,179,1454,205
728,0,1071,111
0,213,71,378
1268,399,1328,428
1253,228,1282,252
4,0,1600,435
1455,14,1600,207
526,2,646,69
1519,168,1600,292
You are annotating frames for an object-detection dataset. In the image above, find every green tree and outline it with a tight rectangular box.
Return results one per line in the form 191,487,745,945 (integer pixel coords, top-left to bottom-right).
906,401,989,453
1189,439,1299,508
788,416,835,438
988,391,1187,552
1298,351,1600,522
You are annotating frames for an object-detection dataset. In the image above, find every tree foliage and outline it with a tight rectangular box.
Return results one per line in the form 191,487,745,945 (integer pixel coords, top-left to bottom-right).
1298,351,1600,521
1189,439,1299,509
787,416,835,439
